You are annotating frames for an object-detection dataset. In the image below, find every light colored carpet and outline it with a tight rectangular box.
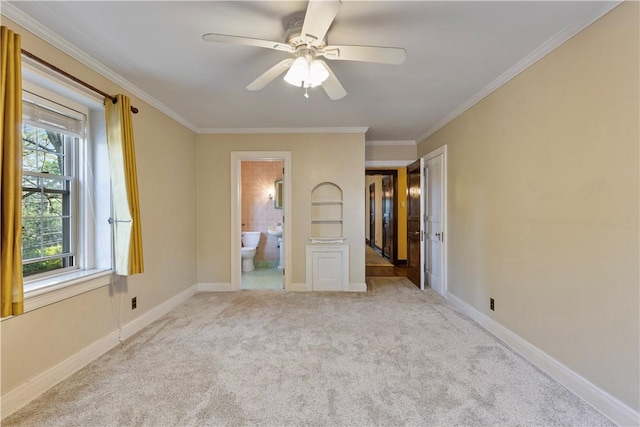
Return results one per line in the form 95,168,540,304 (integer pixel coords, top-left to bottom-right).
4,278,612,426
366,245,392,266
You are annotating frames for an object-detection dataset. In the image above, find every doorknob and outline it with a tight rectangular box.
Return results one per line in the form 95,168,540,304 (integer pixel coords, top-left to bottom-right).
435,232,442,240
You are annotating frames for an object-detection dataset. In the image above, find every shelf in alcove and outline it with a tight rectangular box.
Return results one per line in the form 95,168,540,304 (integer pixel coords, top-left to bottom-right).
309,236,346,244
311,219,343,223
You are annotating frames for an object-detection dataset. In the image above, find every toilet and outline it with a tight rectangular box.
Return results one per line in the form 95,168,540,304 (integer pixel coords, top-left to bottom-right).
241,231,261,272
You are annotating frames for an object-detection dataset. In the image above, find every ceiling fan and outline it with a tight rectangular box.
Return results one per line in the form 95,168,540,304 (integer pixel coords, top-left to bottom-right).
202,0,406,100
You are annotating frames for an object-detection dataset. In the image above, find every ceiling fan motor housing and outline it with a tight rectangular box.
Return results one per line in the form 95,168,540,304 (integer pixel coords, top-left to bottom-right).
284,11,328,50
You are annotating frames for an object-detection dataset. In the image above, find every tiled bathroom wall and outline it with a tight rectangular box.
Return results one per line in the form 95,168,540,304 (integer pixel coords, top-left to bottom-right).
241,160,284,264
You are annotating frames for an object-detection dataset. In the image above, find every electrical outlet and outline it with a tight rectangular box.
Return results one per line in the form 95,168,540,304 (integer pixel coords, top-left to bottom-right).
490,298,495,311
131,297,137,310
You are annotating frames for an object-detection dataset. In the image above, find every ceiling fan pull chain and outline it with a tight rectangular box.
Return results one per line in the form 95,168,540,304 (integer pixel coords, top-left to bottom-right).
304,87,309,99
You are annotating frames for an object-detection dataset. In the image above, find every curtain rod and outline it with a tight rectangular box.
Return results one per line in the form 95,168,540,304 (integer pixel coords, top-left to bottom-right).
21,49,139,114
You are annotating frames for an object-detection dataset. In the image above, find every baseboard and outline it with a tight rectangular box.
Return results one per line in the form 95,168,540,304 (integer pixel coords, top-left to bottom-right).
121,285,197,340
1,284,198,420
446,291,639,427
396,259,407,266
349,282,367,292
0,329,120,419
288,282,311,292
197,283,232,292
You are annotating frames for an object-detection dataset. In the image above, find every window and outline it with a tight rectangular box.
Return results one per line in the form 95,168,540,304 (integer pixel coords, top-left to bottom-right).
15,72,113,310
21,93,84,278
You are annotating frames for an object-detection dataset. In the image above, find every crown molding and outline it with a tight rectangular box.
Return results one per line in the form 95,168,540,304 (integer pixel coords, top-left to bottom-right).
198,127,369,135
2,3,199,133
416,0,622,144
366,140,416,147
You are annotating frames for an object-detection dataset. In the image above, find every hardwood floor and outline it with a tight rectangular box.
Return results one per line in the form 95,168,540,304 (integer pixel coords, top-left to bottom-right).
365,241,407,277
366,265,408,277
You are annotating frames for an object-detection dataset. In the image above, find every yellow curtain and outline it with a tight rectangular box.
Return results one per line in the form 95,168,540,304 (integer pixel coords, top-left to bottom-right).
105,94,144,275
0,26,24,317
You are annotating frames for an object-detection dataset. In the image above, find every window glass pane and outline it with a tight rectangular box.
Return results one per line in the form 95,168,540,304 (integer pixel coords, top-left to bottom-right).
23,259,63,276
22,124,66,175
22,126,75,275
22,217,44,259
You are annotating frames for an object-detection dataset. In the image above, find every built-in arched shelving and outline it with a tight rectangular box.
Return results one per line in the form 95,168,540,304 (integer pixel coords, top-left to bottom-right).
310,182,344,243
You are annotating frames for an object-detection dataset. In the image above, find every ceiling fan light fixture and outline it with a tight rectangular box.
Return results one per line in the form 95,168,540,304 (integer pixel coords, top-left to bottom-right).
283,57,308,87
284,57,329,89
308,60,329,87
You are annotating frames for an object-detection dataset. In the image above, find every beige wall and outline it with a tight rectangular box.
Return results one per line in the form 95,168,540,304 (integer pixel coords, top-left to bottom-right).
196,133,366,287
1,17,197,397
366,143,416,162
418,3,639,410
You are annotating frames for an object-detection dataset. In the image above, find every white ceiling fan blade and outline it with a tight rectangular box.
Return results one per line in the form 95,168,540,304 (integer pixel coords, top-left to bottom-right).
247,58,295,91
316,60,346,100
301,0,342,46
322,45,407,64
202,33,293,54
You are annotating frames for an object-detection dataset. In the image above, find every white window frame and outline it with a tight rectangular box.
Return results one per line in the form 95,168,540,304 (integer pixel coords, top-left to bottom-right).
2,63,114,318
21,93,81,280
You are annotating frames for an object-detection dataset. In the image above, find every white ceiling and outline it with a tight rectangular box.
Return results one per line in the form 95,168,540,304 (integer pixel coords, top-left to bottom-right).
4,1,616,141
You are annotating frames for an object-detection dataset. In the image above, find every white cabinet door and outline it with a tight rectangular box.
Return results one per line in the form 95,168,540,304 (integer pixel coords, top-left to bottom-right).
306,245,349,291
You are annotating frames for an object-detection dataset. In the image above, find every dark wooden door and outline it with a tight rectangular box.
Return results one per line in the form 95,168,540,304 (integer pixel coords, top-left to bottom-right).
369,183,375,247
382,175,394,260
407,160,422,287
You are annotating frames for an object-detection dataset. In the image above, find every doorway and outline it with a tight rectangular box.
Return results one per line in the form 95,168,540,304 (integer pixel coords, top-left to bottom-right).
365,169,398,265
231,151,292,291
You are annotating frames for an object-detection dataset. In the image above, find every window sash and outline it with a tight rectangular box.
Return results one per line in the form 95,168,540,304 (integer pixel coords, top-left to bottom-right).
21,108,80,277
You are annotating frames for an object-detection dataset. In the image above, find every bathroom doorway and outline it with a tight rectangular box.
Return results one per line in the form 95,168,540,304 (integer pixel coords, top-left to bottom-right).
231,152,292,291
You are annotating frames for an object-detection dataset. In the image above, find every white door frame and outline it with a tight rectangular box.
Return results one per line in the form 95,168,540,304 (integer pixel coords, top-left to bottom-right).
231,151,292,291
422,145,448,296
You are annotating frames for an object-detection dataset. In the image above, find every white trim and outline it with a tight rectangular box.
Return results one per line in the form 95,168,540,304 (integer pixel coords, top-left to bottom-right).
422,145,448,296
22,270,112,314
0,284,197,419
0,330,120,419
365,140,416,147
231,152,292,291
446,291,639,427
416,1,622,143
2,2,198,133
349,282,367,292
201,127,368,135
365,160,414,168
197,283,232,292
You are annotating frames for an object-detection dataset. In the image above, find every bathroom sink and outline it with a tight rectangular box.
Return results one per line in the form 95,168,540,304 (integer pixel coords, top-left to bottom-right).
267,225,283,237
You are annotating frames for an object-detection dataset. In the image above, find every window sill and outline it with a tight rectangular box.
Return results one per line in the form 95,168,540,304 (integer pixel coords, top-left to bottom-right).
21,269,112,315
